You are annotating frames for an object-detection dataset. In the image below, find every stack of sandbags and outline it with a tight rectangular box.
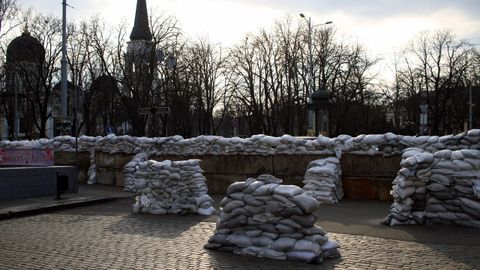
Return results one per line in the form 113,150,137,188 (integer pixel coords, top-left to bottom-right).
424,149,480,228
95,134,140,154
303,157,343,204
204,174,340,263
132,159,215,216
384,148,433,225
123,152,149,192
385,148,480,228
87,149,97,185
77,135,100,152
88,134,335,156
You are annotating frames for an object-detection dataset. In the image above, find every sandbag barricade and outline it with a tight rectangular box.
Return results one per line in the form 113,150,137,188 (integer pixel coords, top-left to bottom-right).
2,130,480,158
87,149,96,184
385,148,480,228
123,152,149,192
132,159,215,216
303,157,343,204
205,174,340,263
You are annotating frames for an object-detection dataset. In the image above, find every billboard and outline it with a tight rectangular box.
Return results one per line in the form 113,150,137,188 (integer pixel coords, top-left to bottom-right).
0,149,54,166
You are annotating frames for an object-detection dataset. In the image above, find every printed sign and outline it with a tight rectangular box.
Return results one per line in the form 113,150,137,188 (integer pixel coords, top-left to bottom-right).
0,149,54,166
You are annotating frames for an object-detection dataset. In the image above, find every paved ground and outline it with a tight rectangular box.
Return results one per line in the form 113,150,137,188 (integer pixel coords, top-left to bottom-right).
0,197,479,270
0,185,129,220
318,199,480,246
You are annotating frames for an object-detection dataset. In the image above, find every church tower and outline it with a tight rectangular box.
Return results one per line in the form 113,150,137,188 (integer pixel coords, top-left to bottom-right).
130,0,152,41
124,0,157,136
125,0,155,95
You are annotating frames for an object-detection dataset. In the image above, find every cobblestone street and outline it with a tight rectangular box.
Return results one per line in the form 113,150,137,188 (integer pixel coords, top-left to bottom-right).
0,199,479,270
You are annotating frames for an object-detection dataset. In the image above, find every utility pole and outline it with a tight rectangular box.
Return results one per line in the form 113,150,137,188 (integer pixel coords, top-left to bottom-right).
13,85,18,139
61,0,68,118
299,14,332,135
300,14,314,133
307,17,313,101
469,82,473,129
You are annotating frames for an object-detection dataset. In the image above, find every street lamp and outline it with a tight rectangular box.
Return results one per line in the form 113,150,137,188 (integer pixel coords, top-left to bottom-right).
300,13,333,136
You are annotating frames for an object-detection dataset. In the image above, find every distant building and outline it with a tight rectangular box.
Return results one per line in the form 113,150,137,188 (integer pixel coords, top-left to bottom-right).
2,28,46,139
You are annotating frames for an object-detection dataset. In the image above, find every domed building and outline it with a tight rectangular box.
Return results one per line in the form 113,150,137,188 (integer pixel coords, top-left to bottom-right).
6,30,46,64
1,28,46,140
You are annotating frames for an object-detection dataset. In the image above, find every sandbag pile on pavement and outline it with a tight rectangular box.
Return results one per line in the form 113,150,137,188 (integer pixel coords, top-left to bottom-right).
123,152,149,192
87,149,97,184
303,157,343,204
204,174,340,263
132,159,215,216
385,148,480,228
383,148,432,225
425,149,480,228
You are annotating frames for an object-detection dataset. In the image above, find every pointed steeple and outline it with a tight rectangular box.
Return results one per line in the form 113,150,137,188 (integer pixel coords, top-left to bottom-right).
130,0,153,41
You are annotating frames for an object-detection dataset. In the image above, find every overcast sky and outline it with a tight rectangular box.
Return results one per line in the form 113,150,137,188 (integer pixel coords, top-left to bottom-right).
15,0,480,81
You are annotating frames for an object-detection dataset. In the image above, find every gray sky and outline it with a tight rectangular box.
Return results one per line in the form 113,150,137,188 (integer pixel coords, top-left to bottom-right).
15,0,480,82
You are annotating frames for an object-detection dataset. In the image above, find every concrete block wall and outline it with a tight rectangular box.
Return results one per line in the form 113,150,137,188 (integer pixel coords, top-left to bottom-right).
54,151,401,200
0,166,77,200
341,154,401,200
53,151,90,184
95,152,133,186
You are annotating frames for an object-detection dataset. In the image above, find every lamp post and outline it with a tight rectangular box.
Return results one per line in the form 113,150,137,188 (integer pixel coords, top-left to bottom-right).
61,0,68,118
469,81,473,130
299,13,332,135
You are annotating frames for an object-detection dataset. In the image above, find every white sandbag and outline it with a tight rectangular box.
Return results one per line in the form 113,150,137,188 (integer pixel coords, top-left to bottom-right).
274,185,303,197
293,239,319,253
320,240,340,250
260,248,287,260
415,153,434,164
227,234,252,248
291,194,320,213
197,207,216,216
459,197,480,211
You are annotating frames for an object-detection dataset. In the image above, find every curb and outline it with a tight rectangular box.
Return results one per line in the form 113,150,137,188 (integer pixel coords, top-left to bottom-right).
0,197,123,221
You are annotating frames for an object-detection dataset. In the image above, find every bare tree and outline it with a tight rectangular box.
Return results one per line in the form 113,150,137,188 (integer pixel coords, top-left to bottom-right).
394,30,473,134
186,39,227,134
0,0,19,40
228,17,379,136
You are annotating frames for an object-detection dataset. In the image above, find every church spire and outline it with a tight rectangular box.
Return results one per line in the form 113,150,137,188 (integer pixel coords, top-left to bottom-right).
130,0,153,41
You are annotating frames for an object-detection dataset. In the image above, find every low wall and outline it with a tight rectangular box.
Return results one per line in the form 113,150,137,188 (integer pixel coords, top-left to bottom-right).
341,154,400,200
53,151,90,184
0,166,77,201
54,150,399,199
97,152,331,194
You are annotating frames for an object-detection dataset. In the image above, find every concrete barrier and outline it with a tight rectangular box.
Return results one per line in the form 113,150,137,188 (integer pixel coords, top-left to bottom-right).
0,166,77,201
340,154,399,201
54,151,90,184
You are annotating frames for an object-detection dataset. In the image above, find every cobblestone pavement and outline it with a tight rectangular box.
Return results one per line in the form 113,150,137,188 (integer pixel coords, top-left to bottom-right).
0,204,479,269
